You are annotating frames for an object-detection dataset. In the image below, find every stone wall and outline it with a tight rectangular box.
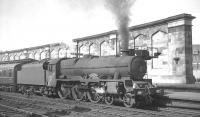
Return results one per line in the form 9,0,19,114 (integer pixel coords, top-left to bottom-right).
73,13,195,84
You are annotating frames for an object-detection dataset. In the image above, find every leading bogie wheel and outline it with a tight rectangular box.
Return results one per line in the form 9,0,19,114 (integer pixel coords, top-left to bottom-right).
87,88,102,103
105,94,114,105
123,94,135,108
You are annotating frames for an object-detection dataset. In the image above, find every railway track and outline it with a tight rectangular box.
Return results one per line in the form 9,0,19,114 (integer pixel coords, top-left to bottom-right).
0,95,70,117
0,104,30,117
0,91,200,117
0,102,45,117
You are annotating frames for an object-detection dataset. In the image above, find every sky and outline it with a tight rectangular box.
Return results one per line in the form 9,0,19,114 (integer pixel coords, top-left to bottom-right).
0,0,200,51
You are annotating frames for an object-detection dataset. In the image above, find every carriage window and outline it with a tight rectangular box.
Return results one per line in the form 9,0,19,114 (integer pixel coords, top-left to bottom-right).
11,69,14,77
8,69,12,77
0,70,2,76
5,69,9,77
2,70,6,76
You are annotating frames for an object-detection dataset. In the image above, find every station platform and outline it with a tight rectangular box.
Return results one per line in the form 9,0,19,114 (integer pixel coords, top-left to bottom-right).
165,90,200,102
156,83,200,102
157,83,200,90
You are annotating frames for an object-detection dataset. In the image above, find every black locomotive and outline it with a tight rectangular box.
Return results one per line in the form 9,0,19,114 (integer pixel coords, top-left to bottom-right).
0,49,170,107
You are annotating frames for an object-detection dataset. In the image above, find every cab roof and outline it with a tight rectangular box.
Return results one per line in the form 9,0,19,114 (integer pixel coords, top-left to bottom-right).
47,58,69,65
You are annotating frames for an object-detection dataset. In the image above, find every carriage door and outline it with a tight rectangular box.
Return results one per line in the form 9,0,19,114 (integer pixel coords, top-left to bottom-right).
46,64,57,87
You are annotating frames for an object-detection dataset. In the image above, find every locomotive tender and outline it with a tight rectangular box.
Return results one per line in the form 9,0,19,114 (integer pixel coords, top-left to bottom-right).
0,49,170,107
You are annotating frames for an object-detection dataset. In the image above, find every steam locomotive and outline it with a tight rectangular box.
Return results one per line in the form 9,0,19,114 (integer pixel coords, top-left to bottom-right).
0,49,170,107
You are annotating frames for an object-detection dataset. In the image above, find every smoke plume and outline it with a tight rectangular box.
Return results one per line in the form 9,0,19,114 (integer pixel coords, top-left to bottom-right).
104,0,136,52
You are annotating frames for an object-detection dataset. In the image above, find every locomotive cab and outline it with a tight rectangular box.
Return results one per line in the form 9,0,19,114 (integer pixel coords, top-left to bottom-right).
45,60,58,87
44,58,68,87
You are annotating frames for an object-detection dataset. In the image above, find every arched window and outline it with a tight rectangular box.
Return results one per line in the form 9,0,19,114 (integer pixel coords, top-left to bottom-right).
14,55,20,60
131,34,149,50
51,50,58,59
151,31,168,69
79,45,89,56
20,54,26,59
100,40,115,56
59,48,67,58
35,53,40,60
41,51,46,60
89,43,99,56
28,53,34,59
10,55,15,61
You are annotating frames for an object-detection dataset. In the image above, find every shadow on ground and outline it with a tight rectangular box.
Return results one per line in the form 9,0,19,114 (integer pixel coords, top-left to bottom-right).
44,106,91,117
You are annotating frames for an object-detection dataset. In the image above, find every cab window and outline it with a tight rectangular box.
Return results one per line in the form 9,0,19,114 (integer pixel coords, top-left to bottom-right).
48,64,56,72
2,70,6,76
48,65,52,71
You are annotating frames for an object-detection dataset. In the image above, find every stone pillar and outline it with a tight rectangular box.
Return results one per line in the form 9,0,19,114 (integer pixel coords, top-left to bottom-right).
168,14,195,83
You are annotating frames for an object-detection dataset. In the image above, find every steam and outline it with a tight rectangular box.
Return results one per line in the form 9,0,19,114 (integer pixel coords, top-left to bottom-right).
104,0,136,52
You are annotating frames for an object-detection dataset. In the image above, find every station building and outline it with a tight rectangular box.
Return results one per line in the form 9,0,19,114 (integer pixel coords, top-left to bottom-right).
73,13,196,84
